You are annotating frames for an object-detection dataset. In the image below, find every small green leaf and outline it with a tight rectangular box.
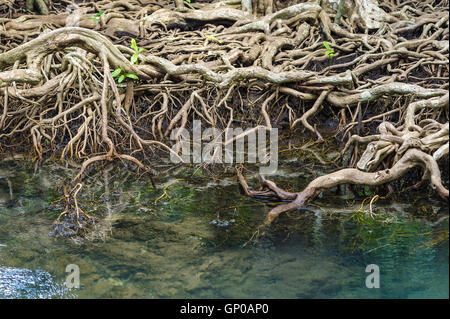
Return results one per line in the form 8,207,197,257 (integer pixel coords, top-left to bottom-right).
138,48,148,53
205,34,222,43
88,16,100,22
130,54,138,65
125,73,139,80
131,39,138,51
118,74,125,83
322,41,331,50
325,48,334,59
185,0,191,3
96,10,105,17
111,68,122,77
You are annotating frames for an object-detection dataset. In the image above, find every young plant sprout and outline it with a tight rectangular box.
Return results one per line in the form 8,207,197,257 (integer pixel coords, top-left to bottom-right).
87,10,104,23
111,68,138,83
322,41,334,59
110,39,147,83
130,38,147,65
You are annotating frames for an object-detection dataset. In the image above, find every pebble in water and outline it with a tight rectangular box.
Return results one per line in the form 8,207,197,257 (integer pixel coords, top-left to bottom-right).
209,219,230,227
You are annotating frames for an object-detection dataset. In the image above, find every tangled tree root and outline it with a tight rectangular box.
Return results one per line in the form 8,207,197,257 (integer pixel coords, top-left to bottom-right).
0,0,448,236
238,147,448,227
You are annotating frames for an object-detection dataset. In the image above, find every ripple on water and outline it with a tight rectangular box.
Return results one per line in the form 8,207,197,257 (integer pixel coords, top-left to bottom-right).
0,266,73,299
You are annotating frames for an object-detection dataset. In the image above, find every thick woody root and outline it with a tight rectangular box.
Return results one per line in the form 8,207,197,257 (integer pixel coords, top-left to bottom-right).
238,148,448,227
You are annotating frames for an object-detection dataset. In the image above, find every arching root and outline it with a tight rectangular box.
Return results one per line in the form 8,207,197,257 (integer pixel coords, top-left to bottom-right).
238,148,448,226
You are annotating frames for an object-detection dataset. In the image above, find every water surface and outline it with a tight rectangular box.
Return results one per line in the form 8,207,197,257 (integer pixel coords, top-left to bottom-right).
0,158,448,298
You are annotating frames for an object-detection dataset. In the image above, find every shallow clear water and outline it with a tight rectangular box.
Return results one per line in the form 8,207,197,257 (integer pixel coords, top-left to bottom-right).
0,158,448,299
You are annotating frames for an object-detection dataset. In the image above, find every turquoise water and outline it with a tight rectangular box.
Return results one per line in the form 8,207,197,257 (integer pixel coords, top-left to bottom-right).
0,159,448,298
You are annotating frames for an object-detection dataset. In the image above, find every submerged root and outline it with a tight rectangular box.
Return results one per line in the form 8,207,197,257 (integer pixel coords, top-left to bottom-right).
50,183,96,237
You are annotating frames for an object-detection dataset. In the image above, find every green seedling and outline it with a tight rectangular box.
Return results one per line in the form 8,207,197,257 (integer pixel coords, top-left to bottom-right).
111,39,147,83
111,68,138,83
130,38,147,65
322,41,334,59
88,10,105,23
205,34,223,44
185,0,191,3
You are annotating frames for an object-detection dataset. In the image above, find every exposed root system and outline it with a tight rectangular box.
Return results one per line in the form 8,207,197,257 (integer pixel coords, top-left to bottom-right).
0,0,448,235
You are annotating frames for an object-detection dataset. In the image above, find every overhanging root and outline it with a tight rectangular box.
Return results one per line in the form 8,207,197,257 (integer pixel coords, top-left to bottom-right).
238,148,448,226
